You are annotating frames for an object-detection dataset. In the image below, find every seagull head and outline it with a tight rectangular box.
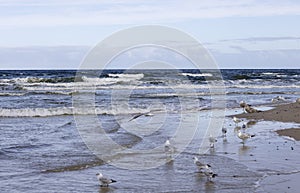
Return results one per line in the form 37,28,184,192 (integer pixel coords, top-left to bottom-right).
96,173,103,178
165,139,170,146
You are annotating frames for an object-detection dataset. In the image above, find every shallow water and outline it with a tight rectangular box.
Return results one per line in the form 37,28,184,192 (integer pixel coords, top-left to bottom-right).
1,110,299,192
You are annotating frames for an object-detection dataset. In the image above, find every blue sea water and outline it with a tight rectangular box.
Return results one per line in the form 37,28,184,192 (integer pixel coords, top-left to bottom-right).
0,69,299,192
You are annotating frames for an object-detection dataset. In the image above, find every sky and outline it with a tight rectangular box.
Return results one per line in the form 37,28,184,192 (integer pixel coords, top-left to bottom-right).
0,0,300,69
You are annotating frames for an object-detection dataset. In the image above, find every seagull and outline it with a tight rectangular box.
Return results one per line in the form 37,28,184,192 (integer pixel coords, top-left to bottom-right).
164,139,170,149
233,116,242,126
193,157,211,171
193,157,217,181
244,105,261,113
209,135,217,148
128,112,154,122
221,127,227,137
203,167,218,181
96,172,117,187
239,101,261,113
164,139,174,160
271,96,285,103
237,130,255,145
239,101,248,114
164,139,174,153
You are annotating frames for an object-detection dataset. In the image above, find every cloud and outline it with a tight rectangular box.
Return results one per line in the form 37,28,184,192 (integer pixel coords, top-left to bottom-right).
0,46,89,69
221,36,300,42
1,0,300,28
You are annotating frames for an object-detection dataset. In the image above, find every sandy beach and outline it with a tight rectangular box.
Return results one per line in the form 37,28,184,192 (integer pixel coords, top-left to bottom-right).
234,102,300,123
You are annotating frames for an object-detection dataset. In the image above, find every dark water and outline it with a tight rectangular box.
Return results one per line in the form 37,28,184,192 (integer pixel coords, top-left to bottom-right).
0,69,299,192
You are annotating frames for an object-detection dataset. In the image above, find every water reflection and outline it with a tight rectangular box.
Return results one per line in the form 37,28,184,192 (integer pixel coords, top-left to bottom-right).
238,145,251,155
98,186,116,193
205,181,216,193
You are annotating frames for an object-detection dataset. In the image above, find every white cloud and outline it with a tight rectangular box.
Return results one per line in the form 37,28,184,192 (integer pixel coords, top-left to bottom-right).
1,0,300,28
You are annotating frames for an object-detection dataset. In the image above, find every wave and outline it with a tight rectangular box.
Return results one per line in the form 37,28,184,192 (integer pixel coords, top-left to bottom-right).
0,106,151,117
0,92,25,96
226,91,300,95
0,77,83,84
181,73,213,77
108,73,144,79
27,91,76,96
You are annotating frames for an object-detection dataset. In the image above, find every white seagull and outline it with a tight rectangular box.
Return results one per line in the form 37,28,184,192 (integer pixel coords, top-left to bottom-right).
193,157,211,171
193,157,217,181
209,135,217,148
96,172,117,187
233,116,242,126
164,139,174,160
164,139,171,151
237,130,255,145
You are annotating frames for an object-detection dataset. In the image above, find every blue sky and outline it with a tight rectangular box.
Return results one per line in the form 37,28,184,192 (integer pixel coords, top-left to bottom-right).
0,0,300,69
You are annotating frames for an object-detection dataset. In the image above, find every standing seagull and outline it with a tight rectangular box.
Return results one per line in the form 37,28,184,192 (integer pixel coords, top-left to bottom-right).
237,130,255,145
209,135,217,148
96,172,117,187
164,139,171,151
233,116,242,126
193,157,217,181
164,139,174,160
221,127,227,137
193,157,211,171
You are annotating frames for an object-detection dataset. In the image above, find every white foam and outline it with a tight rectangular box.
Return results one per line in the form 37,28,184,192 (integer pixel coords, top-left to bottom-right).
108,73,144,79
182,73,213,77
0,106,151,117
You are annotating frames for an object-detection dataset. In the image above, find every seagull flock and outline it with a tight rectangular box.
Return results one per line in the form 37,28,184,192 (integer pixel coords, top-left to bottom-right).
96,101,259,187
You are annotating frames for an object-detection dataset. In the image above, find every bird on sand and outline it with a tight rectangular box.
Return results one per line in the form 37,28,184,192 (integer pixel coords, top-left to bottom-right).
96,172,117,187
239,101,261,113
237,130,255,145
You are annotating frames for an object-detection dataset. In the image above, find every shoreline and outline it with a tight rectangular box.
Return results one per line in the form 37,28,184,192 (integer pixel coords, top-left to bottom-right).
276,128,300,141
231,101,300,141
233,102,300,124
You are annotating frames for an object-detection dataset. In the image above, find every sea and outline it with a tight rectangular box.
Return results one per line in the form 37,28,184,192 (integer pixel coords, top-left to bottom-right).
1,69,300,192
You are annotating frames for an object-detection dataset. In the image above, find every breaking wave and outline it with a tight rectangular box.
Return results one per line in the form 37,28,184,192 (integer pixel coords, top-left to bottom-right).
0,107,151,117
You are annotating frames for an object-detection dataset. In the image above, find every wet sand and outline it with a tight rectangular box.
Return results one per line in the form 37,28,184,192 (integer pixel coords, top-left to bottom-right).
226,102,300,192
233,102,300,140
234,102,300,124
276,128,300,141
